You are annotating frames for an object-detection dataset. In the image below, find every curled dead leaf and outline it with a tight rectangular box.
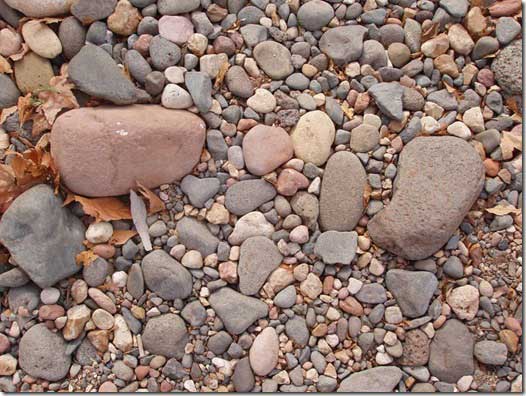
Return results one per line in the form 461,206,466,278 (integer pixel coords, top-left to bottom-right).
9,43,29,62
0,106,17,125
486,202,521,216
65,193,132,222
109,229,138,245
75,250,99,267
136,182,165,214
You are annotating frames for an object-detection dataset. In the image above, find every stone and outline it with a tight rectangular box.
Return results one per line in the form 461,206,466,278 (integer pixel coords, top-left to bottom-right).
58,17,86,60
0,268,29,288
429,319,474,383
387,43,411,68
83,257,109,287
226,66,254,98
233,357,254,392
368,82,404,121
247,88,276,113
350,124,380,153
239,236,282,296
397,329,430,366
161,84,193,109
448,24,474,55
71,0,117,24
274,285,296,308
185,71,213,113
440,0,468,17
319,25,368,66
355,284,387,304
297,0,334,31
368,137,484,260
228,211,274,245
472,36,499,60
385,270,438,318
253,41,293,80
158,0,199,14
300,273,322,299
446,285,479,321
142,250,192,300
443,256,464,279
291,110,335,166
200,53,228,79
92,309,114,330
0,185,84,288
127,263,144,299
4,0,72,17
68,44,137,105
14,52,54,94
314,231,357,265
496,17,521,45
51,105,206,196
181,176,220,208
21,20,62,59
8,284,40,313
113,314,133,352
319,151,366,231
150,36,181,70
492,40,522,95
421,33,449,58
176,217,219,256
225,179,276,216
0,74,20,109
209,287,268,335
447,121,471,140
0,354,16,376
63,304,91,340
249,327,279,376
285,316,309,346
19,324,71,381
338,366,403,392
181,300,206,326
474,341,508,365
242,125,293,176
360,40,388,70
107,0,141,36
142,314,188,359
85,222,113,244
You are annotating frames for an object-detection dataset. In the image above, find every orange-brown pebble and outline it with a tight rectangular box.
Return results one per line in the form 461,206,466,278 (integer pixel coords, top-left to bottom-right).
483,158,500,177
93,244,116,259
135,366,150,381
99,381,118,392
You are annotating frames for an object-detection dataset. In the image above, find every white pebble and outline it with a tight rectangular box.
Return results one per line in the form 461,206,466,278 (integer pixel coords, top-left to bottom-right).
85,222,113,244
40,287,60,304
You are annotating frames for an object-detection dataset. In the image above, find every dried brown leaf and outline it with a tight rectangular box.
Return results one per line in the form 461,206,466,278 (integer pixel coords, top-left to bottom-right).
136,182,165,214
17,93,36,125
214,61,230,89
109,229,138,245
421,22,439,42
486,202,521,216
76,250,99,267
65,193,132,222
130,189,152,251
9,43,28,62
0,106,17,125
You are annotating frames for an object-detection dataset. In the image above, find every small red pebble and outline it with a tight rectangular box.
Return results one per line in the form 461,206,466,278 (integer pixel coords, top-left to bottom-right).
0,333,10,354
483,158,500,177
38,304,65,321
135,366,150,381
276,168,309,196
99,381,118,392
93,244,116,259
477,68,494,87
160,380,173,392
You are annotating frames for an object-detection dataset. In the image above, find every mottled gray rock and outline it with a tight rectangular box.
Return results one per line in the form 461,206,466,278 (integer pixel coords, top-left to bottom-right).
285,316,309,346
58,16,86,60
314,231,358,265
338,366,403,392
158,0,199,14
496,17,521,45
429,319,474,383
185,71,212,113
0,74,20,109
273,285,296,308
368,82,404,121
207,331,233,355
233,357,255,392
181,300,207,327
297,0,334,31
150,35,181,70
355,284,387,304
239,236,282,295
253,41,293,79
226,66,254,98
386,270,438,318
8,284,40,313
19,324,71,381
225,179,277,216
368,137,484,260
474,341,508,365
71,0,117,24
127,263,144,300
176,217,219,256
181,175,220,208
492,40,522,95
209,287,268,335
141,250,192,300
69,44,137,105
319,151,366,231
439,0,468,17
0,185,85,288
142,314,188,359
319,25,368,65
125,50,152,84
427,89,458,111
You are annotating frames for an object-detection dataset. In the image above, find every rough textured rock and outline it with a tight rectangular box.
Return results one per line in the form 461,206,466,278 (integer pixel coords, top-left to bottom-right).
51,105,206,197
492,40,522,95
319,151,367,231
0,185,85,288
338,366,403,392
249,327,279,376
225,179,277,216
368,82,404,121
0,74,20,109
319,25,368,66
142,314,188,359
141,250,192,300
176,217,219,256
238,236,282,295
368,137,484,260
19,324,71,381
429,319,474,383
385,270,438,318
209,287,268,335
314,231,358,265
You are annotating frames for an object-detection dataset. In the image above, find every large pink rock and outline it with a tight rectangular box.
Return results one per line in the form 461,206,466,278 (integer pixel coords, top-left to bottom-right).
51,105,206,197
242,125,293,176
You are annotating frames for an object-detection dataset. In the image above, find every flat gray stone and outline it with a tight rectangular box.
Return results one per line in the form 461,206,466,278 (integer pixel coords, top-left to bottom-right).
253,41,293,80
368,137,484,260
368,82,404,121
386,269,438,318
474,341,508,365
0,184,85,288
180,175,220,208
184,71,212,113
338,366,403,392
209,287,268,335
297,0,334,31
285,316,309,346
226,65,254,98
142,313,188,359
0,74,20,109
273,285,296,308
158,0,199,14
225,179,277,216
314,230,358,265
233,357,255,392
8,284,40,313
127,263,144,300
0,267,29,288
355,283,387,305
176,217,219,256
319,25,368,66
71,0,116,24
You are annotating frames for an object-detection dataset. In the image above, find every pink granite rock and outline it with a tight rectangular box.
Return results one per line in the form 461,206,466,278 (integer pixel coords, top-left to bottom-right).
158,15,194,45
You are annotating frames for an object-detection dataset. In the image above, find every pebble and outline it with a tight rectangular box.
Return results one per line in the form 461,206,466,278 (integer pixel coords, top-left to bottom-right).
247,88,276,114
142,250,192,299
474,341,508,365
314,231,357,265
239,236,282,295
249,327,279,376
21,20,62,59
291,110,335,166
447,285,480,321
142,314,188,358
253,41,293,80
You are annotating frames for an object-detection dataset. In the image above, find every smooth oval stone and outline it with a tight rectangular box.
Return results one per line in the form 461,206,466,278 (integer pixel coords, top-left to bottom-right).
253,41,293,80
142,313,188,359
297,0,334,31
0,74,20,109
368,136,484,260
319,25,368,66
242,125,293,176
337,366,403,392
225,179,277,216
249,327,279,376
51,105,206,197
291,110,335,166
5,0,73,17
58,16,87,59
319,151,366,231
14,52,54,94
22,20,62,59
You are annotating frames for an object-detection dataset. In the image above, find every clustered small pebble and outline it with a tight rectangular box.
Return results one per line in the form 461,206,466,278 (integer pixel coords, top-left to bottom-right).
0,0,523,393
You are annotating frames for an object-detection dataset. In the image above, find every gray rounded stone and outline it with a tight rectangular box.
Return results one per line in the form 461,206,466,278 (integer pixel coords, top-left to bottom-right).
297,0,334,31
474,341,508,365
0,74,20,109
180,175,220,208
319,25,368,66
225,179,277,216
314,230,358,265
142,313,188,358
58,16,87,60
176,217,219,256
253,41,293,80
226,66,254,99
150,35,181,71
338,366,403,392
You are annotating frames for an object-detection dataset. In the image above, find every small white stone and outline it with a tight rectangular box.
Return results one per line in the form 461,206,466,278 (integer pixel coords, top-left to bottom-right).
383,331,398,346
85,222,113,244
164,66,186,84
181,250,203,269
40,287,60,305
347,278,363,294
112,271,128,288
375,351,393,365
184,380,197,392
421,116,440,134
456,375,473,392
447,121,471,140
187,33,208,56
247,88,276,113
161,84,193,109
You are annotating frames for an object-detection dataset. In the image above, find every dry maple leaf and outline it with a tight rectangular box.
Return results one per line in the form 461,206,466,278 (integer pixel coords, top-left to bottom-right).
76,250,99,267
37,66,79,125
110,229,138,245
136,181,165,214
64,193,132,222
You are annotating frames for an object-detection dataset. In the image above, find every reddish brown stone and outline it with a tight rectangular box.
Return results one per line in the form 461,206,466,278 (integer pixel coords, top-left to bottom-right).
489,0,521,16
39,305,65,321
397,329,430,366
276,169,309,196
51,105,206,197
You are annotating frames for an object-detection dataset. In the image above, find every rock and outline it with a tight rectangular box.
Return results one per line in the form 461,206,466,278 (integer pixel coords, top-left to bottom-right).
243,125,293,176
19,324,71,381
107,0,140,36
429,319,474,383
443,256,464,279
446,285,479,321
492,40,522,95
225,179,276,216
176,217,219,256
226,66,254,98
83,257,110,287
127,263,144,299
319,151,366,231
228,211,274,245
291,110,335,166
150,35,181,70
249,327,279,376
0,268,29,288
161,83,193,109
181,300,206,326
247,88,276,113
158,0,199,14
0,354,16,376
360,40,388,70
0,185,84,288
185,71,212,113
51,105,206,197
238,236,282,295
440,0,468,17
0,74,20,109
319,25,368,66
385,270,438,318
113,314,133,352
368,137,484,260
274,285,296,308
207,331,232,355
472,36,499,60
368,82,404,121
421,33,449,58
314,231,357,265
141,250,192,300
85,222,113,244
448,24,474,55
297,0,334,31
71,0,116,24
209,287,268,335
8,284,40,313
63,304,91,340
233,357,255,392
397,329,430,366
355,284,387,304
159,15,194,45
350,124,380,152
387,43,410,67
253,41,293,80
68,44,137,104
142,314,188,359
180,175,220,208
474,341,508,365
14,52,54,94
496,17,521,45
58,16,86,59
338,366,403,392
285,316,309,346
4,0,72,17
21,20,62,59
300,273,322,299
